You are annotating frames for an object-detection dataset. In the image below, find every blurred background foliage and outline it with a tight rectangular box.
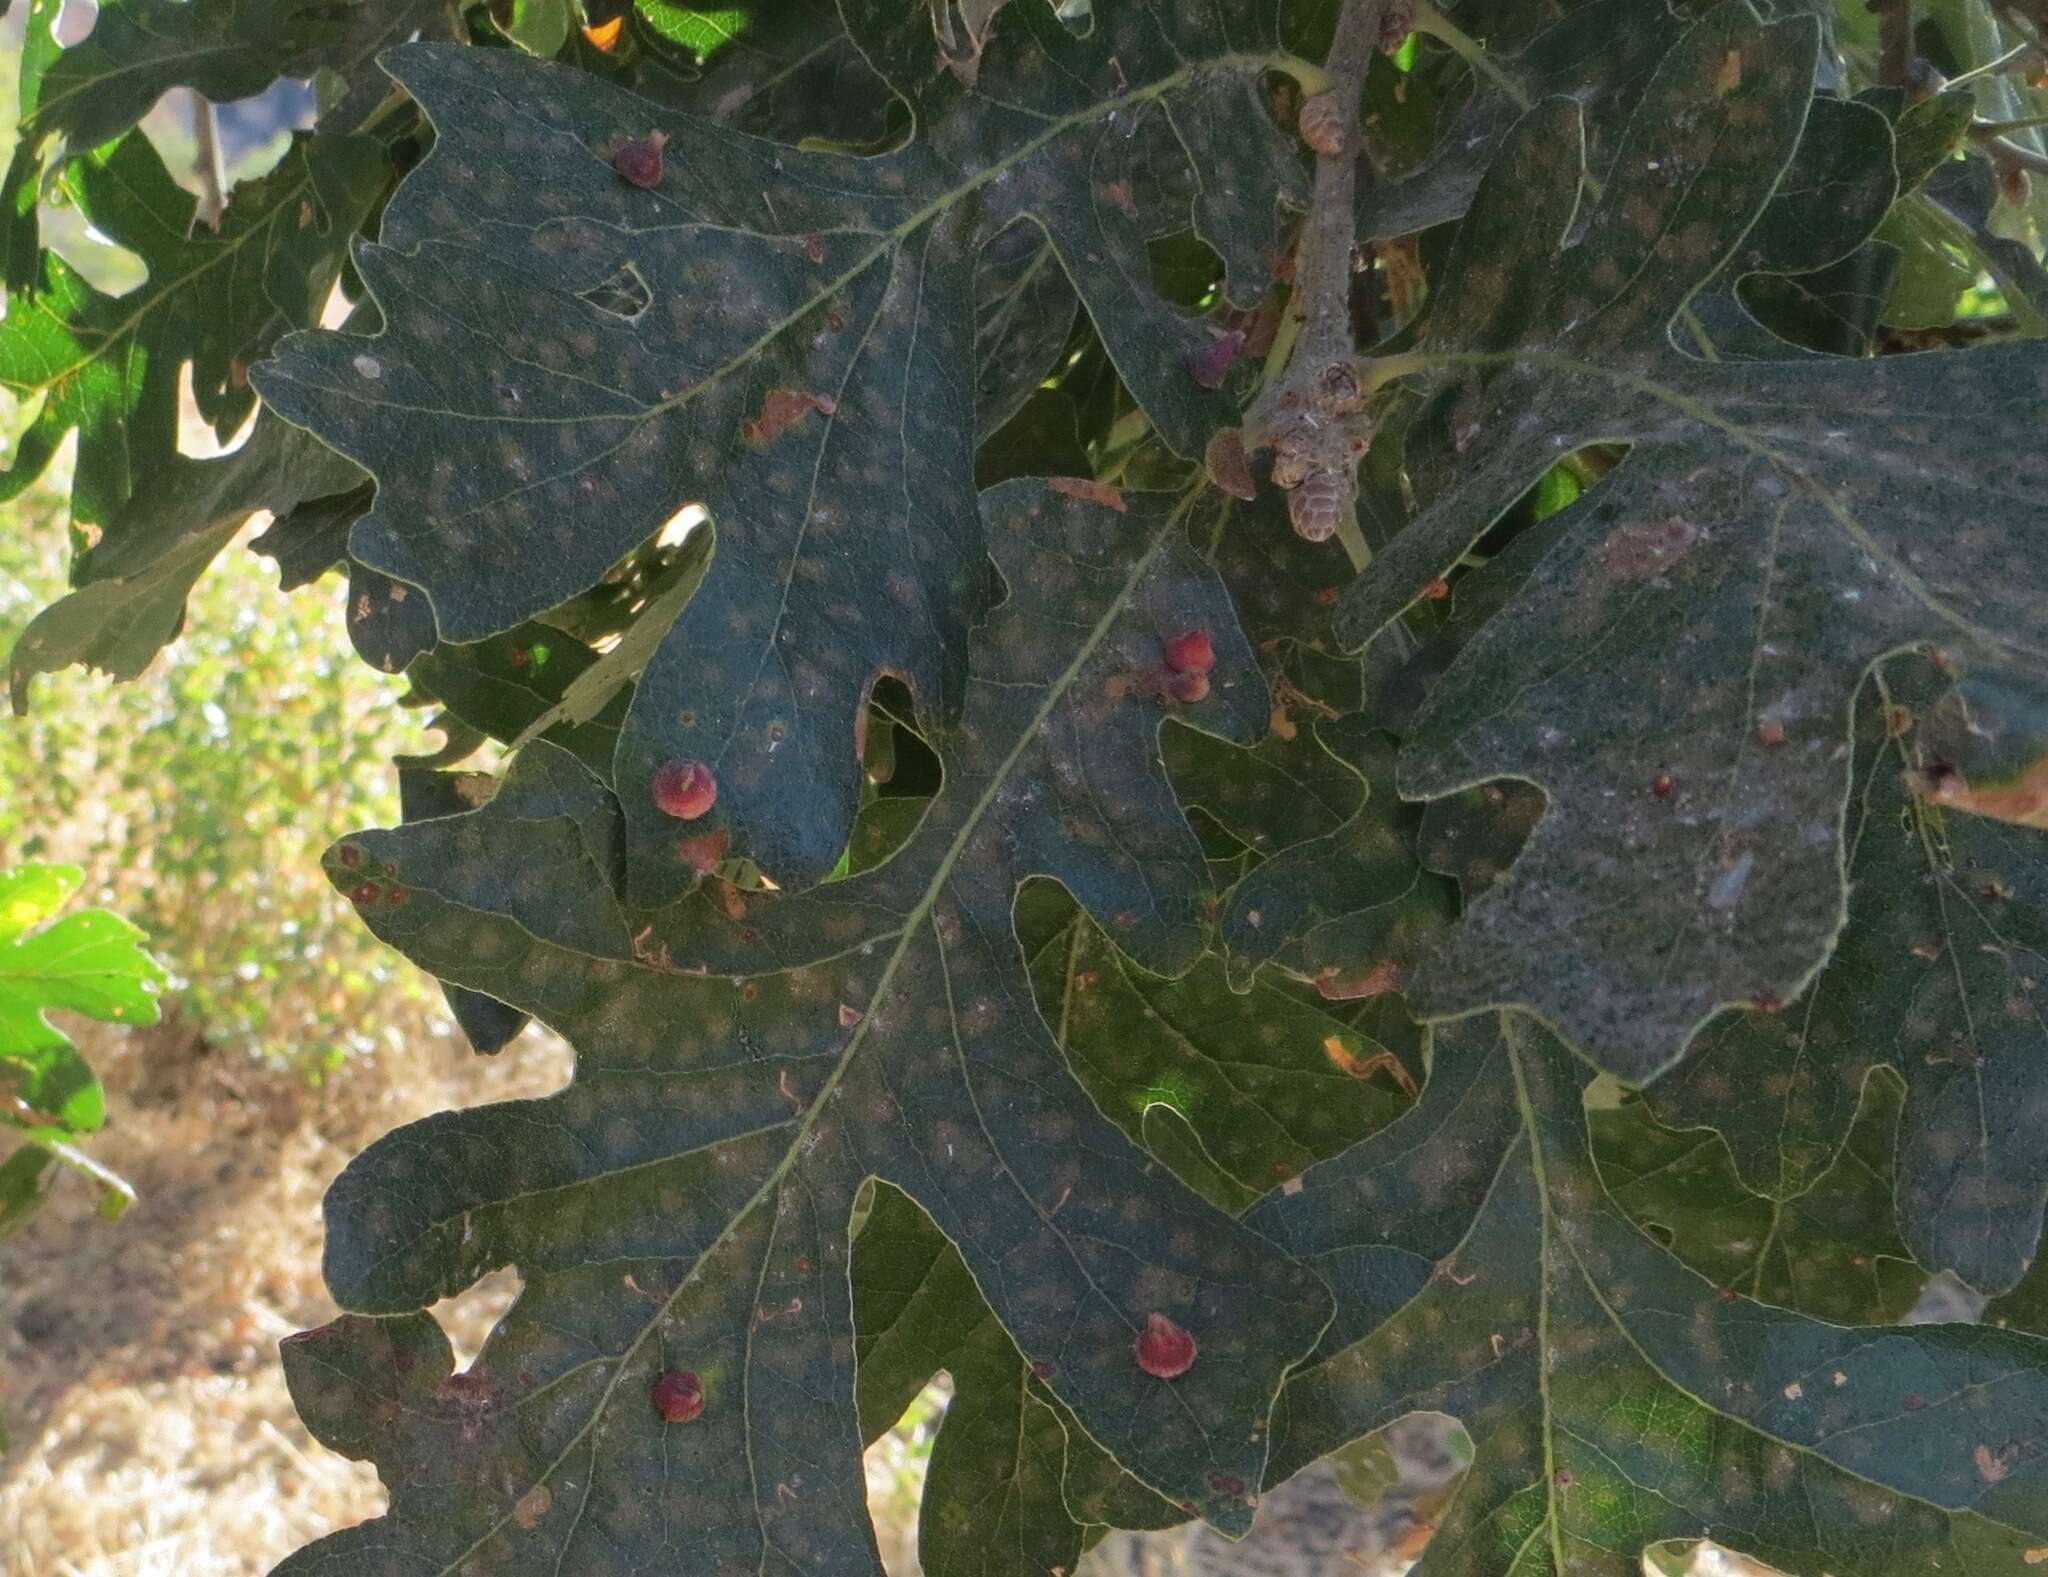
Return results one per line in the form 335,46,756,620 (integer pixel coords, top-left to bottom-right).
1,467,435,1078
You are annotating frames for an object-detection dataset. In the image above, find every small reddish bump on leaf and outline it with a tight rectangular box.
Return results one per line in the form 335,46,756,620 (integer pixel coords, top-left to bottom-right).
509,645,530,668
336,844,362,867
1163,629,1215,676
1046,475,1126,512
1421,577,1451,601
1183,329,1245,390
1113,911,1137,929
797,1256,814,1273
805,232,825,264
1031,1358,1055,1379
1752,989,1784,1013
1207,1472,1246,1496
838,1002,861,1028
1167,669,1211,705
1650,771,1675,799
1757,719,1785,747
653,759,717,820
652,1369,705,1422
386,886,410,906
1134,1313,1198,1379
613,130,669,189
348,881,381,906
1904,1392,1925,1412
1554,1470,1574,1490
1313,586,1339,607
1481,784,1506,805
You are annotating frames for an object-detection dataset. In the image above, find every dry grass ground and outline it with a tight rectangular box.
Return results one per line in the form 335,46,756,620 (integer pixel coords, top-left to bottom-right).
0,1015,572,1575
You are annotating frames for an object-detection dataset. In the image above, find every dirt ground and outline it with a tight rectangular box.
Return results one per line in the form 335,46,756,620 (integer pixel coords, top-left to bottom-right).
0,1012,569,1574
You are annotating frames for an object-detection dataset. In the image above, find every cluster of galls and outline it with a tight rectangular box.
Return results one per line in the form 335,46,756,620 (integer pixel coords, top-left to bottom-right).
1258,359,1371,543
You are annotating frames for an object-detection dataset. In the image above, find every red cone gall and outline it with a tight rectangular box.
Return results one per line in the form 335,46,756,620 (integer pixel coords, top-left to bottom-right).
613,130,669,189
651,1368,704,1422
652,759,717,820
1163,629,1215,676
1134,1313,1197,1379
1168,669,1211,705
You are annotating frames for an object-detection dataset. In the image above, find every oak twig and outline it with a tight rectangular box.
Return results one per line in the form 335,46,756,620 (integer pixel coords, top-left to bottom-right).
1237,0,1403,561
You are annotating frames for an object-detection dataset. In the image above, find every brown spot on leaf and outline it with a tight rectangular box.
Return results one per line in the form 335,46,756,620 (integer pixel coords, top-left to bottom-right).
677,827,730,873
512,1484,553,1528
1316,958,1402,1002
1599,517,1699,577
1918,755,2048,830
746,389,838,445
1045,476,1126,512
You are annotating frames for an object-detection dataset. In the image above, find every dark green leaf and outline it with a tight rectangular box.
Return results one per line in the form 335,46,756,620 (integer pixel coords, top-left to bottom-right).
254,3,1312,898
1594,1077,1925,1324
2,0,440,283
1255,1015,2048,1575
275,482,1331,1573
1333,3,2048,1082
1643,662,2048,1294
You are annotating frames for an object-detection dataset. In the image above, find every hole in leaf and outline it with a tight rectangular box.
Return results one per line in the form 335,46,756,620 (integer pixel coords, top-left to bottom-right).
864,1374,949,1568
829,676,938,881
425,1264,525,1372
1646,1539,1795,1576
176,362,258,459
1147,230,1227,313
578,261,653,321
36,199,148,298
